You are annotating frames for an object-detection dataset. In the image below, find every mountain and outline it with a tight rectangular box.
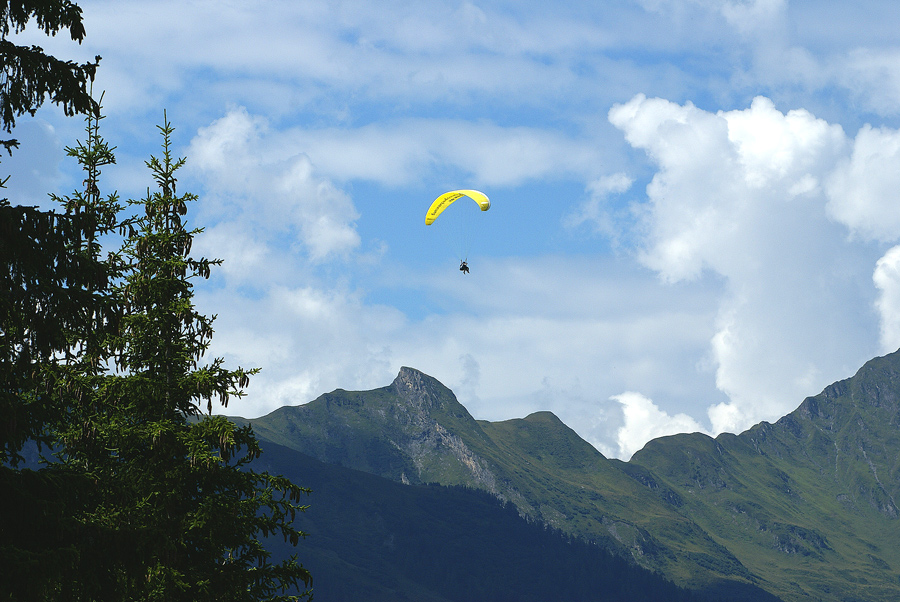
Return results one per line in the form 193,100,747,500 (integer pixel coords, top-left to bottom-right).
240,367,778,600
251,440,706,602
239,350,900,601
626,351,900,601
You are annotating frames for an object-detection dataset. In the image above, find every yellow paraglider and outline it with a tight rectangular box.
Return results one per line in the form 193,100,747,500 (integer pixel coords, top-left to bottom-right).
425,189,490,225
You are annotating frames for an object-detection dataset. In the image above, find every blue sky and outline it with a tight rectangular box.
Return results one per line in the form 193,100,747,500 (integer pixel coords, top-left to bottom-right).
10,0,900,458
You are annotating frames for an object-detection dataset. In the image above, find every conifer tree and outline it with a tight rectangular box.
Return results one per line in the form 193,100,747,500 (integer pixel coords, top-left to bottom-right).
0,0,100,152
1,98,124,600
0,4,111,594
1,4,312,598
1,0,104,465
44,112,313,601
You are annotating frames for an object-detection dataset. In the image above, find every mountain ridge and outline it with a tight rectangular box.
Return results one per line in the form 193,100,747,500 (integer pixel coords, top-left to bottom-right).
237,369,768,598
238,350,900,601
627,350,900,600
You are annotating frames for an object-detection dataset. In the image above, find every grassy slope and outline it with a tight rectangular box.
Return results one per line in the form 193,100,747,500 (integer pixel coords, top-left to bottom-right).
239,351,900,600
242,370,777,598
475,413,770,596
629,351,900,601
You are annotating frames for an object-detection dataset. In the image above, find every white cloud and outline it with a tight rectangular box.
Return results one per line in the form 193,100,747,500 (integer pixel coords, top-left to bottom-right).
195,221,271,282
610,93,879,435
837,48,900,116
188,108,361,263
826,124,900,243
183,105,607,192
272,120,606,187
874,246,900,353
199,281,406,416
611,391,708,460
564,172,633,238
14,0,900,462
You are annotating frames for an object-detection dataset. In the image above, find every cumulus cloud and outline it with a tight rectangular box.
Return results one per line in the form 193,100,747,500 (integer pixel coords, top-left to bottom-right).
188,107,360,263
198,283,406,416
611,391,708,460
874,246,900,353
826,124,900,242
610,93,881,435
181,108,389,415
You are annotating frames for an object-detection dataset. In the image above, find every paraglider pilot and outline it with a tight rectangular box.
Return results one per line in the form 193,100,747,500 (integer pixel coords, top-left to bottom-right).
460,260,469,274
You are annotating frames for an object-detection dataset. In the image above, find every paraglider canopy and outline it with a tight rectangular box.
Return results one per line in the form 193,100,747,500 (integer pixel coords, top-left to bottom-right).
425,189,490,225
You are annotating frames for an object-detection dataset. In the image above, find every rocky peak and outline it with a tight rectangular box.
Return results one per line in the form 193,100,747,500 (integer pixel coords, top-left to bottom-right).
793,350,900,431
390,366,455,413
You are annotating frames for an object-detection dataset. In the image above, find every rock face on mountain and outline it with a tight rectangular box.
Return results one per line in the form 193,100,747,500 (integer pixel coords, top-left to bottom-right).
246,367,501,489
243,351,900,601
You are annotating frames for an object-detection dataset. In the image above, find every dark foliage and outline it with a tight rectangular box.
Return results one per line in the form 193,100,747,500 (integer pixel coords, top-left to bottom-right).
0,197,118,464
0,0,100,151
2,93,312,600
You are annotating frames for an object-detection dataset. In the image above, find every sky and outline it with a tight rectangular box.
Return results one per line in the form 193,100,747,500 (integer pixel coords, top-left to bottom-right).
9,0,900,459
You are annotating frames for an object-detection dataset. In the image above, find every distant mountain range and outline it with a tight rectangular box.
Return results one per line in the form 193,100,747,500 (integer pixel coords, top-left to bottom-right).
239,350,900,602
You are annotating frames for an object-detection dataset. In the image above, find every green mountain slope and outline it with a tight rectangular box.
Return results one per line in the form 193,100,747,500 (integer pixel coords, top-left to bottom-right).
628,350,900,602
239,351,900,600
240,368,778,599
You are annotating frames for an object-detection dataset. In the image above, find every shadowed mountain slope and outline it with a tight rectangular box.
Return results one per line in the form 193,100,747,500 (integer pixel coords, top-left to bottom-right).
251,439,707,602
